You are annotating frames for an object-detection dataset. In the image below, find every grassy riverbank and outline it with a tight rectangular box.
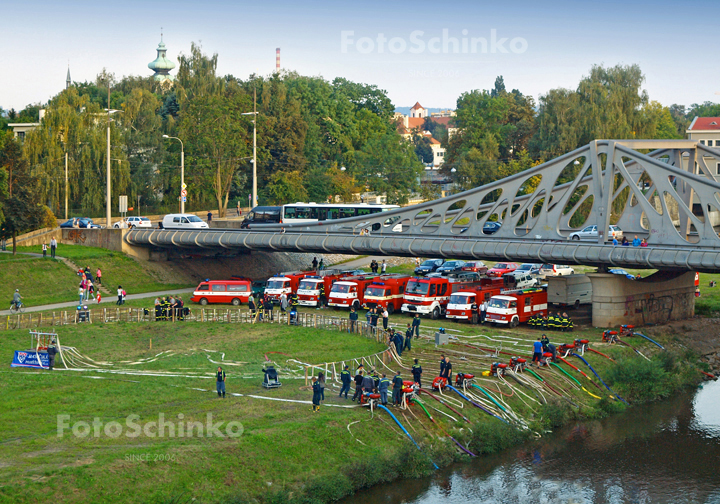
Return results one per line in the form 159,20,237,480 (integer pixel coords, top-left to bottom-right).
0,306,706,504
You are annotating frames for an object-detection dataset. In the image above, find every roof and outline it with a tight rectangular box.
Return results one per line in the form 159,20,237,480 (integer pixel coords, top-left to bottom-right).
687,117,720,132
410,102,424,110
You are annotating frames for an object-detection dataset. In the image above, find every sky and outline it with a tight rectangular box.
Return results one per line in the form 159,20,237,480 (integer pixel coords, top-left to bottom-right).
2,0,719,112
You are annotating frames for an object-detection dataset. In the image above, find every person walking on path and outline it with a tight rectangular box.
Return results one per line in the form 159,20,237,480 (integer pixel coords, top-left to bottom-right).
207,211,213,223
78,284,85,305
216,366,226,398
96,268,102,286
42,243,47,258
50,237,57,258
382,307,389,330
349,307,358,333
391,371,404,407
412,314,421,337
117,286,124,306
237,202,241,217
379,373,391,405
339,365,352,398
311,377,322,412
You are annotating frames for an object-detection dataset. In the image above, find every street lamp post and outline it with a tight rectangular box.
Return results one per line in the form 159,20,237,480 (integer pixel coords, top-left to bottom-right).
241,86,258,208
163,135,185,213
106,84,111,228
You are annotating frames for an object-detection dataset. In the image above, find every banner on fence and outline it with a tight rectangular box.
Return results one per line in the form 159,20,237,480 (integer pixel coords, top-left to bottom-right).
11,350,49,368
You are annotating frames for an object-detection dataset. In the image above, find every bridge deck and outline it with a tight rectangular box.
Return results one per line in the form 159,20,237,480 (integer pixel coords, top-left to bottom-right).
125,228,720,273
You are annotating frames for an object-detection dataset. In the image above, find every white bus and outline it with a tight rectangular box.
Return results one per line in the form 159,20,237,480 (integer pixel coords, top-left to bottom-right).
241,202,400,228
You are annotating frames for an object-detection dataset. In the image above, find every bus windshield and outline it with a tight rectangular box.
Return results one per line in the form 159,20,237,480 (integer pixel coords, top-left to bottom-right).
266,279,288,289
449,294,472,305
488,298,509,309
331,284,351,294
406,280,429,295
298,279,321,290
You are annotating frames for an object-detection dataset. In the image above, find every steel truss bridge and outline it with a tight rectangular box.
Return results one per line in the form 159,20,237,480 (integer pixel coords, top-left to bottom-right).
126,140,720,273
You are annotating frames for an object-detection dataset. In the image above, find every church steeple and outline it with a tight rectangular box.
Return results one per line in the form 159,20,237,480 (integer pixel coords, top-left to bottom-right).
148,30,176,82
66,65,71,89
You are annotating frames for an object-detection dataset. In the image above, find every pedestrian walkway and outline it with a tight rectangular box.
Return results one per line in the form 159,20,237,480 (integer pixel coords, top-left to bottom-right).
0,288,195,316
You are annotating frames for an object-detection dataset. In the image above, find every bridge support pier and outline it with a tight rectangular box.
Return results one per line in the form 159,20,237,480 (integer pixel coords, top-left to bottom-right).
587,271,696,328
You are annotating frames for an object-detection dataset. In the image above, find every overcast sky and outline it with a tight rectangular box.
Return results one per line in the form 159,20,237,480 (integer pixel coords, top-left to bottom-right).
2,0,718,112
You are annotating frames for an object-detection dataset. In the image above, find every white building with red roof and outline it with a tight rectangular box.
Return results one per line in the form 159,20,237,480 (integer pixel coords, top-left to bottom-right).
687,117,720,175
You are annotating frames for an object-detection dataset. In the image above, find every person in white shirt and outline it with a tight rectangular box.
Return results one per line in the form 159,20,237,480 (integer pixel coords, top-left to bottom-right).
480,301,488,324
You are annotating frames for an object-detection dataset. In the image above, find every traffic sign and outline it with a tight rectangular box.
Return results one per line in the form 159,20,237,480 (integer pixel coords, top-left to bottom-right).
181,183,187,189
180,189,188,197
181,196,187,202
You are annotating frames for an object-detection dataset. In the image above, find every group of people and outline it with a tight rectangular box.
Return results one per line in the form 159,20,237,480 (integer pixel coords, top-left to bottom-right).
77,266,103,304
528,312,573,331
348,366,406,407
154,296,187,320
41,238,58,259
248,292,300,321
310,257,325,271
614,234,649,247
532,334,557,366
369,260,386,274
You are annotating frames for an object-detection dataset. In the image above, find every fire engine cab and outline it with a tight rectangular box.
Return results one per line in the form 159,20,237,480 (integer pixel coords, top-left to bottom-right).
445,278,505,323
296,270,351,307
401,276,483,319
264,270,315,303
362,275,411,313
485,288,547,327
327,274,380,310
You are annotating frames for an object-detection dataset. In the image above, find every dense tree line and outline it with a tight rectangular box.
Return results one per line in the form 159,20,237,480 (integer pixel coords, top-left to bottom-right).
1,57,718,233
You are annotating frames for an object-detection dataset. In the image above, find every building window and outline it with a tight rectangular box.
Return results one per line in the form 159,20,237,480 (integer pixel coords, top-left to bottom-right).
16,131,25,141
700,140,706,145
716,163,720,176
708,140,714,147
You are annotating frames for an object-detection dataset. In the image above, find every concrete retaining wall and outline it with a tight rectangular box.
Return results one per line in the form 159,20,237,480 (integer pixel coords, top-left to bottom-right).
588,272,696,327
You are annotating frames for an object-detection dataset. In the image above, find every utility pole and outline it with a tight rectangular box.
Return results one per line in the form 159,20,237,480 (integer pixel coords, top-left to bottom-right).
252,85,257,208
106,82,111,228
64,151,68,220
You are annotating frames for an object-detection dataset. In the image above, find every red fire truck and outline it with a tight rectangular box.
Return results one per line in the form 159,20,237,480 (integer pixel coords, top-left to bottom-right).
362,275,411,314
485,288,548,327
327,274,381,310
445,277,505,323
401,276,484,319
296,270,353,307
264,270,316,302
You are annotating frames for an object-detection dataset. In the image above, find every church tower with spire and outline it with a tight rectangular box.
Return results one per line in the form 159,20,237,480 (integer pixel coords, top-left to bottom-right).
148,31,176,83
66,65,71,89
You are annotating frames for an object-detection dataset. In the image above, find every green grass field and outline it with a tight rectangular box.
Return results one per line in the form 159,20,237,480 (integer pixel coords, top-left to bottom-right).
0,256,81,307
0,305,702,504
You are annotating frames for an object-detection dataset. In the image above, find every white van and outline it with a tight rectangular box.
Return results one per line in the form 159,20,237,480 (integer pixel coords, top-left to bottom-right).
547,274,592,308
162,214,209,230
502,271,538,290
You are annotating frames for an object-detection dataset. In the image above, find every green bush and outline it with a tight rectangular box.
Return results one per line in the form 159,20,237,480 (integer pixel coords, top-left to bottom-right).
467,420,530,455
604,356,672,402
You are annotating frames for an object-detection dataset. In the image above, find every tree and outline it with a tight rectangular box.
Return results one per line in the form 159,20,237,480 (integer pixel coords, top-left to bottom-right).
265,170,308,204
0,138,42,253
413,135,434,164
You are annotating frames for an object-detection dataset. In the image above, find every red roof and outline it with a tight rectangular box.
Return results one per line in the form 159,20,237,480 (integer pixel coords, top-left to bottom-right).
410,102,424,110
688,117,720,131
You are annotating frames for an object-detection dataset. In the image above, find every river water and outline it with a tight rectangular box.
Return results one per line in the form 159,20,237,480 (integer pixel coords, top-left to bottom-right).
342,380,720,504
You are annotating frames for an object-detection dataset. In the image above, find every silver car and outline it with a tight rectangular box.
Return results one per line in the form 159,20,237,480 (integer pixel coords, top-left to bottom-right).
568,224,623,241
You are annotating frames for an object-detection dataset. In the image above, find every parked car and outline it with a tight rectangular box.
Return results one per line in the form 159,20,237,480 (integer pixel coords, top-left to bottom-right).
113,216,152,229
486,262,519,277
414,259,445,276
515,263,543,275
161,213,209,230
609,268,636,280
502,271,538,290
568,224,623,241
461,261,488,274
59,217,101,229
540,264,575,277
436,260,466,275
482,222,502,235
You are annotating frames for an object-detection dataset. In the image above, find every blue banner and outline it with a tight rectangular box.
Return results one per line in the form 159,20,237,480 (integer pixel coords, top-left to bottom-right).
11,350,49,368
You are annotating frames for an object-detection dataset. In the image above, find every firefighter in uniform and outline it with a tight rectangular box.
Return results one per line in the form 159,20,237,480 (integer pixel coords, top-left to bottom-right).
563,312,573,331
318,284,326,308
290,292,299,310
411,358,423,388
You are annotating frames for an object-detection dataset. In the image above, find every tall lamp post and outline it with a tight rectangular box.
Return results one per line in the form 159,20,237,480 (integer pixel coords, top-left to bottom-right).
106,83,111,228
241,86,258,208
163,135,185,213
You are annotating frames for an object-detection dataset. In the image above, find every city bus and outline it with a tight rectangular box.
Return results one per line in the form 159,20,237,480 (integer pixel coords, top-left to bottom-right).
240,202,400,228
